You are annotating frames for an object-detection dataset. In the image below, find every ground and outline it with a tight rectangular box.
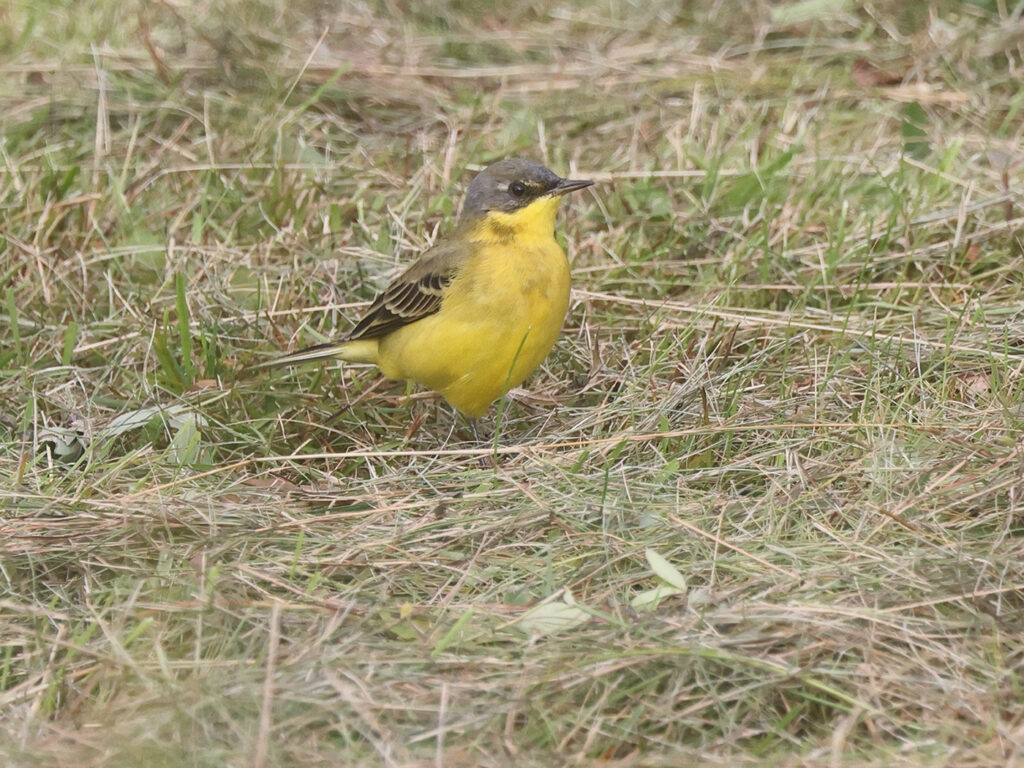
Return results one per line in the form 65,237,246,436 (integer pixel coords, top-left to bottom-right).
3,1,1024,765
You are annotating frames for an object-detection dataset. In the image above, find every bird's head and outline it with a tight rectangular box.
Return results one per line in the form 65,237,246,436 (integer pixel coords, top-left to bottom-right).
460,158,592,235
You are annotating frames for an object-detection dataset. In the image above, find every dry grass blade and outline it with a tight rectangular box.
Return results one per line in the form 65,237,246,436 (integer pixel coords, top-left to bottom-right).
3,1,1024,766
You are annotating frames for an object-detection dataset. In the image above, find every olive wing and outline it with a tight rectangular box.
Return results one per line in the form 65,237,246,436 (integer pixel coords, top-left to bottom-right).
346,237,471,341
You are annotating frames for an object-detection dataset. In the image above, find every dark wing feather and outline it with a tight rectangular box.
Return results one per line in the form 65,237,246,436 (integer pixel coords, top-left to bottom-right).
345,236,469,341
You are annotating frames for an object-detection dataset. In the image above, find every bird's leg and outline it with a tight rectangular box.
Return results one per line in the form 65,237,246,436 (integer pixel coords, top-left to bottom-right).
468,417,497,468
443,405,461,448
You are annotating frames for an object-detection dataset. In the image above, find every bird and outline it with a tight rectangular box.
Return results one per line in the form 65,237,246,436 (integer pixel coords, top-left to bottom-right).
255,157,593,426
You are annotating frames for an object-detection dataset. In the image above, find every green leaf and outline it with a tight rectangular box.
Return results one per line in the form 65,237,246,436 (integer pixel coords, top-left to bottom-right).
61,322,78,367
901,102,930,159
645,549,687,590
431,608,475,657
519,592,589,637
102,405,205,438
724,145,800,208
166,412,203,466
631,584,686,611
175,272,197,382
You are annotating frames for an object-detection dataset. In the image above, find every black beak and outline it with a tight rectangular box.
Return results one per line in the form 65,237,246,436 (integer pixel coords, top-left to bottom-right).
550,177,594,196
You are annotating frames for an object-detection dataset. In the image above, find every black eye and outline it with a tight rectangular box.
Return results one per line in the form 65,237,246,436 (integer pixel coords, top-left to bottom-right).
509,181,526,197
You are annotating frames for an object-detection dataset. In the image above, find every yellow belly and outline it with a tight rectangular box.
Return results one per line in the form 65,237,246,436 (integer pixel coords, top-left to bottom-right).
375,238,570,418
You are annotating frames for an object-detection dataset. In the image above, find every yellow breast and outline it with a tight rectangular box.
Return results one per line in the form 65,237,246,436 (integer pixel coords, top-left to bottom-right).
375,196,571,417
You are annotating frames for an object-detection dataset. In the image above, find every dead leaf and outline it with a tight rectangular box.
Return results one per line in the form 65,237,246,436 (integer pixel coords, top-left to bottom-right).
852,58,903,87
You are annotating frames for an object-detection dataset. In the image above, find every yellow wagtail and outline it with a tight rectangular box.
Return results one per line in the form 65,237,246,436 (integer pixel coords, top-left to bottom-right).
257,158,593,421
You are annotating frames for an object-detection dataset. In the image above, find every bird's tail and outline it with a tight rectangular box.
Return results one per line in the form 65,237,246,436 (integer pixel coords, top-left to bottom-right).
250,339,379,371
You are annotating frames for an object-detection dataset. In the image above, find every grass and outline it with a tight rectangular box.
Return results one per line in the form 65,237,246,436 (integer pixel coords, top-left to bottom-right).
3,0,1024,765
